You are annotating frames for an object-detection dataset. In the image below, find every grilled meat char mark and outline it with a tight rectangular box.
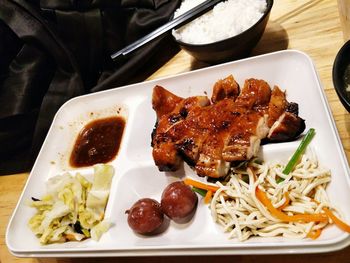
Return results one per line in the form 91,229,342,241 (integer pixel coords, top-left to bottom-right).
181,76,243,177
152,85,210,171
151,75,305,178
266,86,305,142
268,112,306,142
151,85,183,171
153,76,243,177
220,79,271,164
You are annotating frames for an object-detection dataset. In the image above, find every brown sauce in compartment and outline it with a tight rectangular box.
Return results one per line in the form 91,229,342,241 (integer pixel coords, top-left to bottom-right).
70,116,126,167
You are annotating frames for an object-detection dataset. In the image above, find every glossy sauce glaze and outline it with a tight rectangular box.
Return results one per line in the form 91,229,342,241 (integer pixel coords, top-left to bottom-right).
70,116,126,167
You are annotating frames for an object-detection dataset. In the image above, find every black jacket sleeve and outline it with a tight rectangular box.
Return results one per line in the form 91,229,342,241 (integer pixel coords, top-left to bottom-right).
0,0,180,174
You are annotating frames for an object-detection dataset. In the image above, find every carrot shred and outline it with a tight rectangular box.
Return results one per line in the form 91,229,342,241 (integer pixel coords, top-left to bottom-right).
278,192,290,210
255,187,328,223
204,190,213,204
183,178,220,192
323,207,350,233
307,228,322,239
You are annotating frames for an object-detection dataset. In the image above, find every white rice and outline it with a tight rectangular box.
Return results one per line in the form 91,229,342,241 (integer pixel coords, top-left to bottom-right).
173,0,267,44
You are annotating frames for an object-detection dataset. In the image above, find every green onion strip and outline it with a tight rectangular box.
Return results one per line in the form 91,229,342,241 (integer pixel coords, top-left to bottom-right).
277,128,316,183
192,186,207,197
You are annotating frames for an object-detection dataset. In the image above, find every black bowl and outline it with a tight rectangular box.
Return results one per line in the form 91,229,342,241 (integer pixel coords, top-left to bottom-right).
173,0,273,64
333,40,350,112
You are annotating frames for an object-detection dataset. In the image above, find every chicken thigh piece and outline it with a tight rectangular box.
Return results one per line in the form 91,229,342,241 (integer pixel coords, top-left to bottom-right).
151,75,306,178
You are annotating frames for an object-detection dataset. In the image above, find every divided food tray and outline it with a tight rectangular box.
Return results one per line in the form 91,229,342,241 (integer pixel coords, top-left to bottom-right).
6,50,350,257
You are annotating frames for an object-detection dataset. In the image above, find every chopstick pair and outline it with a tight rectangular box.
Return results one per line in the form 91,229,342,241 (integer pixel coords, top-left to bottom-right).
110,0,224,63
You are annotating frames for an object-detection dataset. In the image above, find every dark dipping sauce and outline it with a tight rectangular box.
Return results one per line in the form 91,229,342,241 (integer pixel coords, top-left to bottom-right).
70,116,126,167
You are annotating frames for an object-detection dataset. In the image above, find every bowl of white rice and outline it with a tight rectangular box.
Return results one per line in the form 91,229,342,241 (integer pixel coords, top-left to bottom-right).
172,0,273,63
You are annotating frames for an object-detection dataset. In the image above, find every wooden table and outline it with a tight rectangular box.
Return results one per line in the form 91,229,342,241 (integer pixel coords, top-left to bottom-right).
1,0,349,262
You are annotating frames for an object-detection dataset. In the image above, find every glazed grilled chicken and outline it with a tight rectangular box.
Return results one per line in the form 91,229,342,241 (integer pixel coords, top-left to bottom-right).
151,75,305,178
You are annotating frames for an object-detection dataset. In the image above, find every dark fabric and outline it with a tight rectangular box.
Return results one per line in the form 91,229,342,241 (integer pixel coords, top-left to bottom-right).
0,0,181,174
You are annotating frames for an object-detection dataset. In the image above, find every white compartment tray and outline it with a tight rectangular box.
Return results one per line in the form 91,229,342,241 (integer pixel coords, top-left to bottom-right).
6,50,350,257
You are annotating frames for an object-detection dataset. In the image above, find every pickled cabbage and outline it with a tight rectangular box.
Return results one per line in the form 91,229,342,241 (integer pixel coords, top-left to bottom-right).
28,164,114,244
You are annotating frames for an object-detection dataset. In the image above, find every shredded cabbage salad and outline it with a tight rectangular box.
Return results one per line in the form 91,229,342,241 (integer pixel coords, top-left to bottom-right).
28,164,114,244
